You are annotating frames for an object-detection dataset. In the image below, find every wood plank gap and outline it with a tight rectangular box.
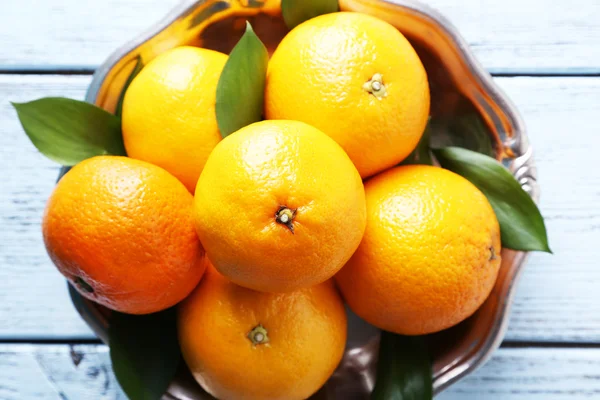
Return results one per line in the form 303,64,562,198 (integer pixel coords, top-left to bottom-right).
0,69,94,76
492,71,600,78
1,339,598,348
2,339,600,349
501,341,600,349
2,68,600,78
0,339,102,345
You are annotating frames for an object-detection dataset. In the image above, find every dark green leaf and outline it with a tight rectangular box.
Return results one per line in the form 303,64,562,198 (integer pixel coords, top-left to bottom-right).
372,332,432,400
433,147,551,253
400,124,433,166
281,0,339,29
115,56,144,117
109,308,181,400
428,114,495,157
12,97,126,165
215,21,268,138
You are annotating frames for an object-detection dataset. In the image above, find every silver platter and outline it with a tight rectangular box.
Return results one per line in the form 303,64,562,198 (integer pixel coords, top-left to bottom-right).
66,1,537,398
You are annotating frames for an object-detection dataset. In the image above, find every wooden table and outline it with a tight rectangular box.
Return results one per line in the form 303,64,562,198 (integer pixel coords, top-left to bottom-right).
1,1,599,398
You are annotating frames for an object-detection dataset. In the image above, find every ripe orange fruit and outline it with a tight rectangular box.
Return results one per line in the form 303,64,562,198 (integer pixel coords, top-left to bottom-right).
122,46,227,192
194,120,366,293
42,156,206,315
178,262,347,400
335,165,501,335
265,12,430,178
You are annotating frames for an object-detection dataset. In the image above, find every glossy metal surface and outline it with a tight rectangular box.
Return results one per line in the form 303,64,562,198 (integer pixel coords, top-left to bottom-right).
68,0,537,398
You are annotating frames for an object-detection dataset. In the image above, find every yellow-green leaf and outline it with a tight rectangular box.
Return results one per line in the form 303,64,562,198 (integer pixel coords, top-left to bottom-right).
433,147,551,253
12,97,125,165
281,0,339,29
215,21,268,138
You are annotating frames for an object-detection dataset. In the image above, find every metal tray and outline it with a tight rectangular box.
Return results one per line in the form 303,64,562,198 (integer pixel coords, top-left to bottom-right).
67,0,538,398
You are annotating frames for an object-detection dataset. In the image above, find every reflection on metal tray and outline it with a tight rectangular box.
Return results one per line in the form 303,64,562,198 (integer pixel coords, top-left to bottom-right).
66,0,538,398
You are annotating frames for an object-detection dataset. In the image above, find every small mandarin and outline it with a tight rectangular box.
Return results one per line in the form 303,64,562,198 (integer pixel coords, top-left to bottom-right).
122,46,227,192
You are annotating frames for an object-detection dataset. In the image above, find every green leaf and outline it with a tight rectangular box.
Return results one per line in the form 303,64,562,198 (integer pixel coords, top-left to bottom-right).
109,308,181,400
371,332,432,400
12,97,126,165
215,21,268,138
433,147,551,253
428,114,495,157
400,124,433,166
281,0,339,29
115,56,144,117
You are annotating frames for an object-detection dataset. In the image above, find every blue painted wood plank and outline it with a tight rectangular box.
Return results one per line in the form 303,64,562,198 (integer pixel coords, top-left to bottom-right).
0,0,599,72
500,76,600,342
1,74,600,342
1,345,599,399
0,75,95,340
438,347,600,399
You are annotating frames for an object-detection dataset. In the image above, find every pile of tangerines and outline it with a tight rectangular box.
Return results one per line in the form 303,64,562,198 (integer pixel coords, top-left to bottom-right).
42,12,501,400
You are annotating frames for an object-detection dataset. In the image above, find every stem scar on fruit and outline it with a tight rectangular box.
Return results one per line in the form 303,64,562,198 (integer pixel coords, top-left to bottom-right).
363,73,388,100
489,246,497,261
275,206,297,234
247,324,270,347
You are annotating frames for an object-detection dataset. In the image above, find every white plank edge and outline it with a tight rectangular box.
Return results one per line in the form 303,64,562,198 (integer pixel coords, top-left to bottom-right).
0,0,599,72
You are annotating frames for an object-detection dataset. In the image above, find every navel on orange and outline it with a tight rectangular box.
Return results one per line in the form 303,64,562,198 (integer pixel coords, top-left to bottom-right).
178,262,347,400
265,12,430,178
194,120,366,293
336,165,502,335
122,46,227,192
42,156,206,315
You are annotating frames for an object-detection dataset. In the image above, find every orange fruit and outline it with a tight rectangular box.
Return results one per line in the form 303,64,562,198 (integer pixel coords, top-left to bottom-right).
194,120,366,293
265,12,430,178
335,165,501,335
122,46,227,192
178,262,347,400
42,156,206,315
